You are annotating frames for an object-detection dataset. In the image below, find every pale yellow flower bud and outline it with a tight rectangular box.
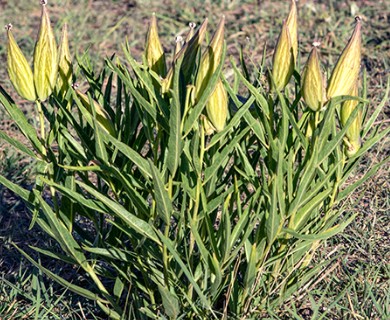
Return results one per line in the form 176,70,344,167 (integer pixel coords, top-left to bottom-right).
327,17,362,100
302,44,325,112
206,80,228,132
145,13,166,77
5,24,36,102
286,0,298,62
271,21,294,91
203,116,215,136
340,82,361,157
34,2,58,101
195,16,225,100
57,24,72,98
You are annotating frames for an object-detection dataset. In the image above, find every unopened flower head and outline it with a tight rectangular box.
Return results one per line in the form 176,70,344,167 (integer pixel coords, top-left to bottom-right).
174,35,184,56
271,20,294,91
205,80,228,133
34,2,58,101
286,0,298,62
145,13,166,77
195,16,225,100
302,44,325,112
57,24,73,98
5,24,36,102
327,17,362,99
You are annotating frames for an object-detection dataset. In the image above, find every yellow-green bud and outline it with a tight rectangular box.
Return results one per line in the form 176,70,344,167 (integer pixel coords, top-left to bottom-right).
75,89,116,136
57,24,72,98
327,17,362,100
206,80,228,133
145,13,166,77
34,1,58,101
301,43,325,112
203,116,215,136
195,16,225,100
286,0,298,62
174,36,184,57
271,21,294,91
340,82,361,157
5,24,36,102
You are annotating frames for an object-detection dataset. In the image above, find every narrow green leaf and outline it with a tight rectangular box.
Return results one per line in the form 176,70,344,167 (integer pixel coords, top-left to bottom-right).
157,231,212,310
166,54,183,176
337,155,390,202
362,75,389,138
0,130,38,158
284,213,357,240
293,188,332,230
104,133,152,179
158,285,180,319
77,180,160,244
0,86,43,154
13,243,102,302
149,160,173,224
203,127,250,185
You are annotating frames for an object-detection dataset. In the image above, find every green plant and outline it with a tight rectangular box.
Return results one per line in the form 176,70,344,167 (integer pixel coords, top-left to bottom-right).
0,1,389,319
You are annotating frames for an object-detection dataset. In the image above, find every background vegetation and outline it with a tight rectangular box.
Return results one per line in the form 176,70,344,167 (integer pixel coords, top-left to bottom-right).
0,0,388,319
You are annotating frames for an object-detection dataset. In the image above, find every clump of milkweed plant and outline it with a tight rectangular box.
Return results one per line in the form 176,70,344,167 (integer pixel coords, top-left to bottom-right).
0,1,388,318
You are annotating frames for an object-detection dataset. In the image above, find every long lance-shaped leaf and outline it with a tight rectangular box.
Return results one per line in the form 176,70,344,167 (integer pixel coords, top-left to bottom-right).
31,189,90,268
293,188,332,230
0,86,43,156
275,92,289,216
224,74,269,149
317,99,362,165
279,92,309,150
362,75,389,138
203,127,250,185
103,131,152,179
149,160,173,224
230,58,270,117
30,246,77,265
297,161,341,212
266,172,281,244
156,231,216,315
123,42,168,118
76,180,160,244
101,166,149,217
158,284,180,319
13,243,103,302
284,213,357,241
166,52,183,176
41,177,106,213
337,155,390,202
0,174,30,202
0,130,37,158
348,126,390,161
106,59,159,124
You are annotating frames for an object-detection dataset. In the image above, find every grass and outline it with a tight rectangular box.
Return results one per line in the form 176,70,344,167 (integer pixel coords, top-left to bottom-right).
0,0,389,318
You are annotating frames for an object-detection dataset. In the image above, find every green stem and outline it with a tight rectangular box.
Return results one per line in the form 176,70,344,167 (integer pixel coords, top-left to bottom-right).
35,100,46,156
162,176,174,288
189,124,205,256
